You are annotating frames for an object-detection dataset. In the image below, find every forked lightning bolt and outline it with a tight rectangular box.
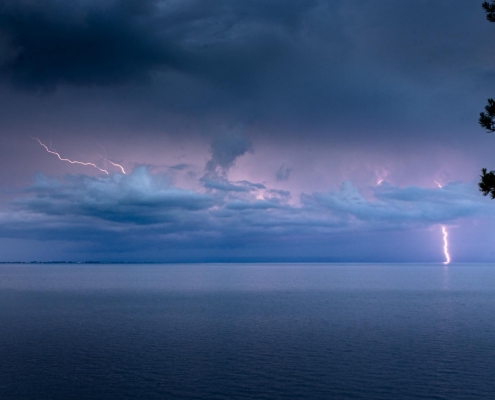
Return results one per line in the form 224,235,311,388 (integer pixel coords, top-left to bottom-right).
94,140,127,174
105,159,126,174
32,137,126,175
442,226,451,265
436,181,451,264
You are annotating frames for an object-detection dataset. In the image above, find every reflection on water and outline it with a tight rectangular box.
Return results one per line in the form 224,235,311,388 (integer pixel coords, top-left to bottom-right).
0,263,493,292
442,264,450,291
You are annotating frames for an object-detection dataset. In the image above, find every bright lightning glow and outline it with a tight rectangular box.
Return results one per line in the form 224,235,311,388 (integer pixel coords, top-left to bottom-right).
435,180,442,188
32,137,109,174
94,140,126,174
442,226,451,265
105,159,126,174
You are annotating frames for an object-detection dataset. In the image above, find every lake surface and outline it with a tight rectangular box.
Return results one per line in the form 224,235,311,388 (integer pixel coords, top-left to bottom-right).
1,263,495,399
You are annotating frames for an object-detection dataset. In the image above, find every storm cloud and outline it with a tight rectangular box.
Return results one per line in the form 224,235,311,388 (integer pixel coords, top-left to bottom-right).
205,131,253,174
0,0,494,262
0,166,490,261
1,0,488,132
0,0,183,89
0,0,320,91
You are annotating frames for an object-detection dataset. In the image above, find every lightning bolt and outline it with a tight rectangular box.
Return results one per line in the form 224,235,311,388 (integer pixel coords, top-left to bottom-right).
93,140,127,174
435,180,451,264
442,226,451,265
32,137,109,175
104,159,126,174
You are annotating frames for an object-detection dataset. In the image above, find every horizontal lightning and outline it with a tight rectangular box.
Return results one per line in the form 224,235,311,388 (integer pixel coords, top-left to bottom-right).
32,137,126,175
32,137,109,174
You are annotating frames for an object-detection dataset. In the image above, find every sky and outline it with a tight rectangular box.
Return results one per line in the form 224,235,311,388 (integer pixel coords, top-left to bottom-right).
1,0,495,262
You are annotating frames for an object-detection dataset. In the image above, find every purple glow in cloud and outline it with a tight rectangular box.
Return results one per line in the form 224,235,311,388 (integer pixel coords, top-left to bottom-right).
0,0,493,261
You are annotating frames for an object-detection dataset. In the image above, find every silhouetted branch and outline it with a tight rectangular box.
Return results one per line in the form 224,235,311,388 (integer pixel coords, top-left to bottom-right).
479,168,495,198
479,3,495,198
483,1,495,21
479,98,495,132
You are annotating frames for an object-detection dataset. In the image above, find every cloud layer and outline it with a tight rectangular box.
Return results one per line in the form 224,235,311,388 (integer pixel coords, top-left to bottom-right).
1,0,489,133
1,166,491,261
0,0,494,261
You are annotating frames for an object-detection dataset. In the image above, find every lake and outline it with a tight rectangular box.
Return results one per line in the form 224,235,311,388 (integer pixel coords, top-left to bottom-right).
1,263,494,399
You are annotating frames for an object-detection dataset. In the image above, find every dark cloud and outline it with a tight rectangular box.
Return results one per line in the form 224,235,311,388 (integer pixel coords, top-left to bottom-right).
0,0,489,136
276,165,291,181
0,0,185,90
13,171,491,230
0,0,320,91
307,181,487,225
202,178,249,192
0,0,494,262
1,168,491,262
169,163,190,171
205,131,253,174
266,189,291,199
202,178,265,192
16,167,214,224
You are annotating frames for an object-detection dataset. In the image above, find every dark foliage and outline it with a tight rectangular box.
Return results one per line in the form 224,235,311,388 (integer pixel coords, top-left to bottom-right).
482,1,495,21
479,98,495,132
479,168,495,198
479,3,495,197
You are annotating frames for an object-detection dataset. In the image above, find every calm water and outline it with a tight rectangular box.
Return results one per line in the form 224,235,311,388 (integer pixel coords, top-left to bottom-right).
1,263,495,399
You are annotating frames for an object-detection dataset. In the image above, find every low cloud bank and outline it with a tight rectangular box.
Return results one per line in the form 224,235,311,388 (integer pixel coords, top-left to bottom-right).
1,168,490,247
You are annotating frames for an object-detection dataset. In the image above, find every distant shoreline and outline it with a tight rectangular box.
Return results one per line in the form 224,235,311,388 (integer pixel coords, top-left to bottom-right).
0,261,139,264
